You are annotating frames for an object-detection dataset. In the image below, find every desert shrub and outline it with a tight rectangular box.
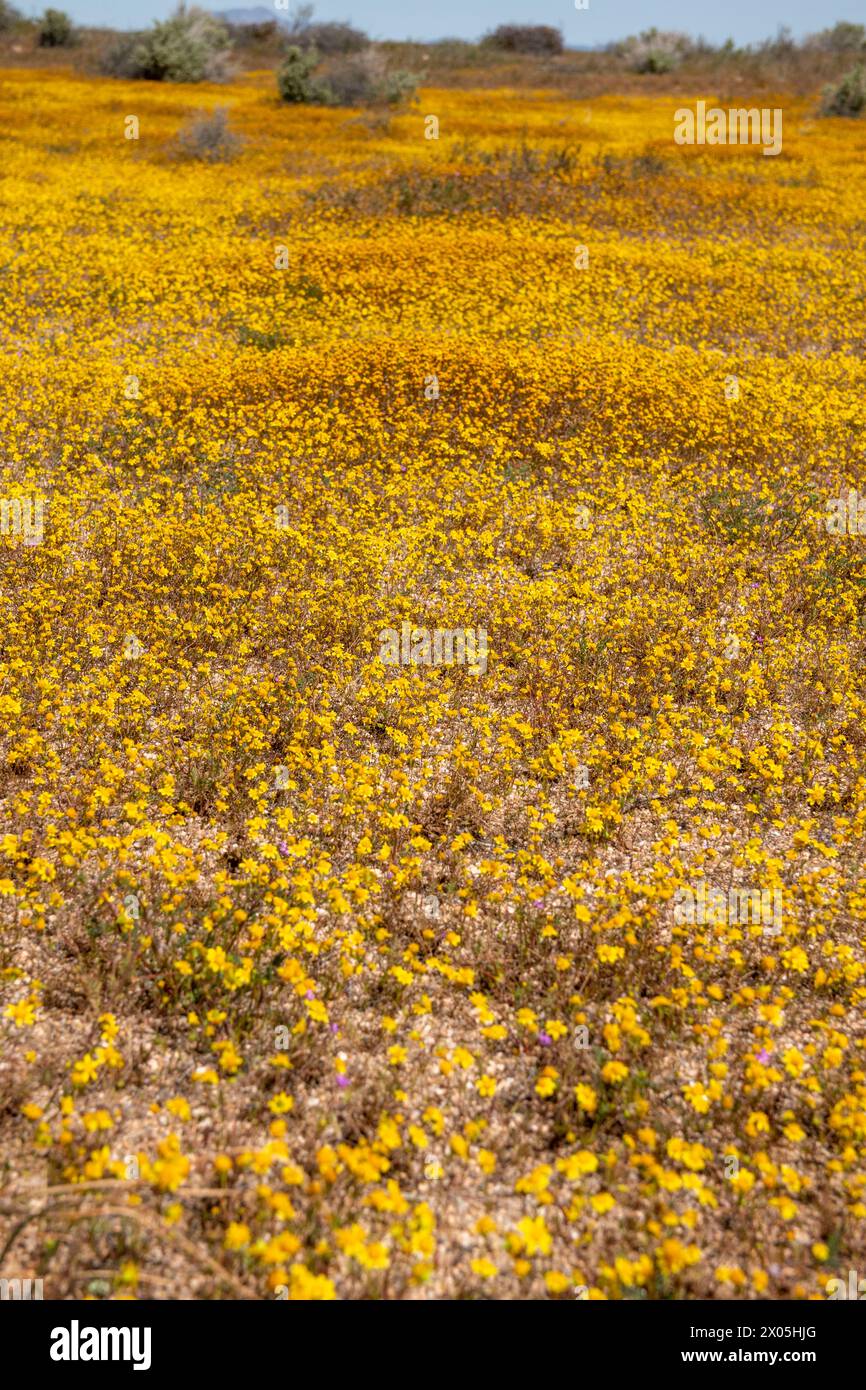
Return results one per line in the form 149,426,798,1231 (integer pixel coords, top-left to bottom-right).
227,20,278,42
615,28,693,74
820,62,866,116
0,0,21,31
277,45,416,107
100,32,142,78
38,8,74,46
481,24,563,55
430,38,481,64
637,49,676,74
106,5,232,83
380,67,418,106
298,22,368,55
755,25,797,58
809,22,866,53
324,48,416,106
175,105,242,161
276,45,332,103
335,49,417,105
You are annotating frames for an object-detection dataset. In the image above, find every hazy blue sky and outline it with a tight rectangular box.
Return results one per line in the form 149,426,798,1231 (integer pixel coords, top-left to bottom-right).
19,0,865,46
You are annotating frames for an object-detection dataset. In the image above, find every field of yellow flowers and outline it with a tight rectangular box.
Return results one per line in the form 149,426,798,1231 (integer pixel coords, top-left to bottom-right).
1,66,865,1302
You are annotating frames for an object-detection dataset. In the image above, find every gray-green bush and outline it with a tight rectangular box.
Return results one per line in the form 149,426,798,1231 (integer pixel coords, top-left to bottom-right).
277,45,417,108
820,62,866,116
38,8,75,47
175,105,243,161
103,5,232,83
276,45,332,103
325,48,416,106
481,24,563,55
614,28,694,74
0,0,21,31
808,22,866,54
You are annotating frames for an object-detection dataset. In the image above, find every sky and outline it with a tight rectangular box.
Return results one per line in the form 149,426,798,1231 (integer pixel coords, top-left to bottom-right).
18,0,866,46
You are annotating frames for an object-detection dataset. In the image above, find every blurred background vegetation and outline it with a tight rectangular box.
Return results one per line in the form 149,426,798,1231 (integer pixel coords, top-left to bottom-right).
0,4,864,111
